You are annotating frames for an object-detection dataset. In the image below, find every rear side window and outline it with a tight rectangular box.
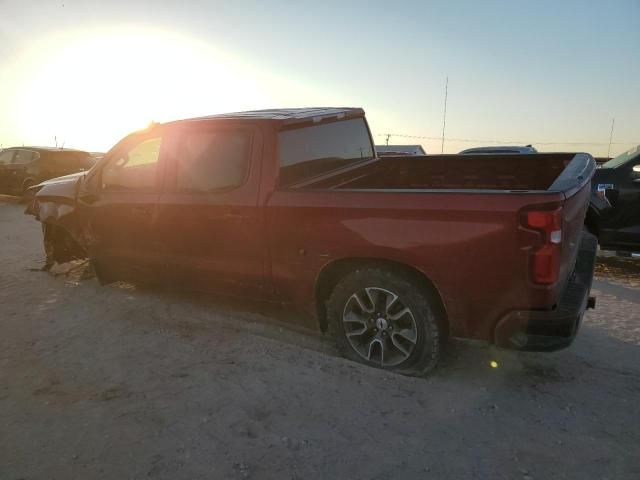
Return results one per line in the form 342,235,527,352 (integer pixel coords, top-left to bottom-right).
278,118,374,186
176,130,251,192
12,150,36,164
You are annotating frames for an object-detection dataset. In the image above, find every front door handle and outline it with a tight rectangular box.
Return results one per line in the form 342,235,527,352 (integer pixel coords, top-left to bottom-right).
79,192,100,204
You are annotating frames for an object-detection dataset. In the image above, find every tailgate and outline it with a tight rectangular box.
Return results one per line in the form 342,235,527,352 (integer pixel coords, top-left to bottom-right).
551,154,597,290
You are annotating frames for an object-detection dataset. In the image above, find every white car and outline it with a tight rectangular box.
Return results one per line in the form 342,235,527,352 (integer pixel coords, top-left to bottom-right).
459,145,538,154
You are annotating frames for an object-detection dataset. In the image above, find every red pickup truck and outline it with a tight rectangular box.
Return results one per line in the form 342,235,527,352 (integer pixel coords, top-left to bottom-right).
28,107,597,375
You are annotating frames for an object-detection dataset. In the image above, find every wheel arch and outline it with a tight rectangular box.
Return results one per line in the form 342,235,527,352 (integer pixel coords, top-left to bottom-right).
43,222,87,264
314,257,448,336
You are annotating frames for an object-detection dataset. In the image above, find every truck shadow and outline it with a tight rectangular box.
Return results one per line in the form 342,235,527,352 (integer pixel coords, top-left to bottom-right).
39,258,639,388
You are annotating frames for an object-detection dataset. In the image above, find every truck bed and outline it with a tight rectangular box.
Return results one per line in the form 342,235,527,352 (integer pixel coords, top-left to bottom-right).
294,153,587,193
270,151,595,342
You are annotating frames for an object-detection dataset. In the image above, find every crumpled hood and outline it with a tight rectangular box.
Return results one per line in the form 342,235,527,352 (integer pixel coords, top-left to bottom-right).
37,171,86,188
25,172,85,218
32,171,85,201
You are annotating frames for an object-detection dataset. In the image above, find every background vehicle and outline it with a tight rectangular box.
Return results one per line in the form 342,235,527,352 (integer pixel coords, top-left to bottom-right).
376,145,426,156
586,145,640,252
459,145,538,154
28,108,597,374
0,146,93,196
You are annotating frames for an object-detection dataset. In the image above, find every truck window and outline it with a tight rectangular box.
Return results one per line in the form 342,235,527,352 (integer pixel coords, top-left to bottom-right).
102,137,162,191
278,118,374,186
601,145,640,169
176,130,250,192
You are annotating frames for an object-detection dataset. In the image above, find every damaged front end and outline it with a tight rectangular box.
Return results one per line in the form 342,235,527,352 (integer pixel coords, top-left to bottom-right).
25,172,88,269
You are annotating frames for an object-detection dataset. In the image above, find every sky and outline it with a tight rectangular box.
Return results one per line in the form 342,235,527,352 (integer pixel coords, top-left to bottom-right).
0,0,638,156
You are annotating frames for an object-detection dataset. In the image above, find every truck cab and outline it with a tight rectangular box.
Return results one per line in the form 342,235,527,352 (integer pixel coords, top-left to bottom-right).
587,145,640,252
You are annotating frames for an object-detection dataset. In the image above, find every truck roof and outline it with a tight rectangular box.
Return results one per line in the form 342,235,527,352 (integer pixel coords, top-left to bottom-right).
165,107,365,127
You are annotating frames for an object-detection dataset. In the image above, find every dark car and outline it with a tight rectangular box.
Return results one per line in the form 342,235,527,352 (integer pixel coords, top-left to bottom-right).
586,145,640,252
0,147,94,196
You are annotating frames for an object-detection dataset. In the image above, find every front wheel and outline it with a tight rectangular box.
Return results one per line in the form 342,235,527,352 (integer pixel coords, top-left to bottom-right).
327,267,445,376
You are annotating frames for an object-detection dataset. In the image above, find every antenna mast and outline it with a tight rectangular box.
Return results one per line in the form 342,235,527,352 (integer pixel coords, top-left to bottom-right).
607,118,615,158
441,76,449,154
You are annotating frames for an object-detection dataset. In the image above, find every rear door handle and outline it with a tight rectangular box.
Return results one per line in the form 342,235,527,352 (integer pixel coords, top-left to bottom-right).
223,212,248,220
205,211,248,221
131,206,152,216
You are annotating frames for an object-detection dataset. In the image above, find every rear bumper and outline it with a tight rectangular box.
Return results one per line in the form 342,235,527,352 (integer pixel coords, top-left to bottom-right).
494,232,598,351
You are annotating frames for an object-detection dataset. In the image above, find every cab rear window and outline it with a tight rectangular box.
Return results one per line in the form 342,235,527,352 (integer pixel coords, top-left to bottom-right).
278,118,374,186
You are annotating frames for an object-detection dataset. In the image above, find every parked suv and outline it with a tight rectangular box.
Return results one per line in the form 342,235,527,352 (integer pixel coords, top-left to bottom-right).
0,147,93,196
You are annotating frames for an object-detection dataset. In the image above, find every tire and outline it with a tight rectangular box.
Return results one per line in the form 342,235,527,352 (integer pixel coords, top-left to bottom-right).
91,258,116,285
327,267,445,376
42,224,56,270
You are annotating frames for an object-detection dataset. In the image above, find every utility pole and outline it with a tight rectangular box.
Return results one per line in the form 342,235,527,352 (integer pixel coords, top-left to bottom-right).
441,76,449,154
607,118,615,158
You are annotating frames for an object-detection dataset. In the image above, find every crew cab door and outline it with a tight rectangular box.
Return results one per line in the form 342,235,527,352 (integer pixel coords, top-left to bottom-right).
156,123,267,296
77,131,168,282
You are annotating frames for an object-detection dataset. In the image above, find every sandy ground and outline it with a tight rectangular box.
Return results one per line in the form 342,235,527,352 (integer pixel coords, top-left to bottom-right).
1,199,639,480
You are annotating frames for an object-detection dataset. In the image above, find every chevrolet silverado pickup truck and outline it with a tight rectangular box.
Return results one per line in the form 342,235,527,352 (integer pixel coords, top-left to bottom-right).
586,145,640,252
27,107,597,375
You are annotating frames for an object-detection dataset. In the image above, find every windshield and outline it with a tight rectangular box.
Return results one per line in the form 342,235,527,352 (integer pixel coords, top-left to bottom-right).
602,145,640,169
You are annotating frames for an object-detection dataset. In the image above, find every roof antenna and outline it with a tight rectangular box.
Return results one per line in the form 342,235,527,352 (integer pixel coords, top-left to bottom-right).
607,118,615,158
440,76,449,154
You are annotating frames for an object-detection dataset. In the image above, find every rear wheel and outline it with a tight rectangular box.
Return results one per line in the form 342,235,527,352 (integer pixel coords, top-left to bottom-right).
327,267,445,376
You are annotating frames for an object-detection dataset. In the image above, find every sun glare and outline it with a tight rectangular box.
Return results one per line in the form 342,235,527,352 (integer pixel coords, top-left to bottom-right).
11,27,269,151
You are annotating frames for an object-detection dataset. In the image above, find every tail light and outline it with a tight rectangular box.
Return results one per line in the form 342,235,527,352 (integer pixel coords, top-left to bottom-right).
522,208,562,285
